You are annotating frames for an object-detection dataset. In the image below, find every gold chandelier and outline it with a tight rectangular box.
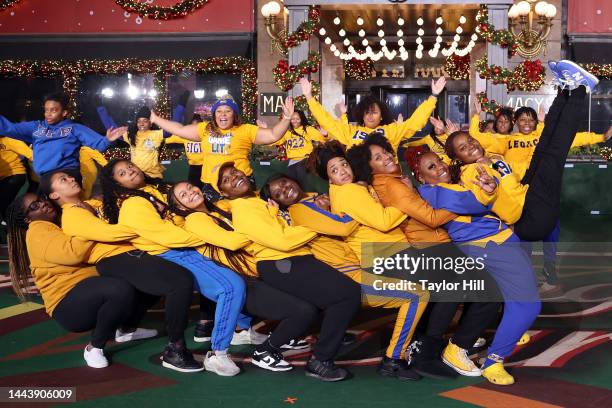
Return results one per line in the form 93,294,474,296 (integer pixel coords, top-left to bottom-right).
508,0,557,59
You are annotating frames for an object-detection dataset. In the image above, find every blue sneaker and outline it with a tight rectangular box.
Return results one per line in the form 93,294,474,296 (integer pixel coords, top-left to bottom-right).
556,60,599,93
548,61,565,89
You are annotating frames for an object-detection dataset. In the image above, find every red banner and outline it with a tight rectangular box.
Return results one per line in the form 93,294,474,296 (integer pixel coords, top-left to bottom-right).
567,0,611,34
0,0,253,34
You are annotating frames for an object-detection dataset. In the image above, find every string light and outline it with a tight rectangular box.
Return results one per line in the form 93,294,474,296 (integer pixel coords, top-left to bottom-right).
358,29,366,37
378,29,385,37
398,16,404,26
356,16,364,25
376,17,383,26
318,28,326,36
333,16,341,25
343,38,350,46
339,29,346,37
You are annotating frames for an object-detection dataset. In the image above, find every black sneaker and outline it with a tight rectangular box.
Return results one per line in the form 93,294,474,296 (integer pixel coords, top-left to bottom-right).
280,338,310,350
377,356,421,381
162,343,204,373
342,332,358,345
194,321,213,343
251,349,293,372
305,358,349,382
409,337,458,380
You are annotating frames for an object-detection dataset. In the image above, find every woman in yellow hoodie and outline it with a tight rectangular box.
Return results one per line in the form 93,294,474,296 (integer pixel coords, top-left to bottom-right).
299,77,445,151
6,193,140,369
167,180,323,373
0,136,31,221
38,170,203,373
214,162,361,382
99,159,249,377
444,84,612,241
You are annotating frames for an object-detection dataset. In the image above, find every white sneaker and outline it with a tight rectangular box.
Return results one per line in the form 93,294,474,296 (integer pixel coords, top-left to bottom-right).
230,328,268,345
115,328,158,343
204,351,240,376
84,345,109,368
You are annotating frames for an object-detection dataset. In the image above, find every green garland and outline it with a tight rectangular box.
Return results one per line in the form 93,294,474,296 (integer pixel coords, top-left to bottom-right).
476,91,501,115
0,57,258,123
475,57,545,92
114,0,209,20
444,55,470,80
582,63,612,80
273,52,320,92
0,0,21,10
278,7,321,56
344,58,375,80
476,5,517,57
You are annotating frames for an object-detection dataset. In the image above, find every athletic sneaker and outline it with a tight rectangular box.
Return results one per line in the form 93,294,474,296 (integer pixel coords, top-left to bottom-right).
231,328,268,345
193,321,214,342
548,61,566,89
442,341,481,377
377,356,421,381
305,358,349,382
84,345,109,368
482,362,515,385
162,342,204,373
251,349,293,372
539,282,563,298
280,338,310,350
115,327,158,343
473,337,487,348
204,351,240,376
556,60,599,93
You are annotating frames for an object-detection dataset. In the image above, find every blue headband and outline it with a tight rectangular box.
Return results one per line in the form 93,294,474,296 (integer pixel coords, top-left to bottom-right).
212,99,241,116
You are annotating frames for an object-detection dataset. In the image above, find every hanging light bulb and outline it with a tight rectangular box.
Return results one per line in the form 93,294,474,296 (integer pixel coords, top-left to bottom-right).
378,29,384,37
339,29,346,37
436,16,443,25
362,38,368,46
417,28,425,36
319,28,326,36
471,33,478,41
397,29,404,37
417,17,424,26
436,36,443,43
454,34,460,42
459,15,467,24
333,16,341,25
356,16,364,26
398,17,404,26
343,38,350,46
358,29,365,37
380,39,387,46
334,50,341,57
436,27,443,35
330,44,337,52
398,39,404,46
456,26,463,34
325,37,332,45
416,38,422,45
376,17,383,26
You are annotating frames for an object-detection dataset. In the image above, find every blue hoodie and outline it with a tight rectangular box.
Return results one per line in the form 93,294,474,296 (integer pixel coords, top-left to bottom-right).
0,116,111,175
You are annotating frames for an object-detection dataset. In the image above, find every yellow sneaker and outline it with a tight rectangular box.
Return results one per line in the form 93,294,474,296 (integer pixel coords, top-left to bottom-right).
482,362,515,385
517,333,530,346
442,341,481,377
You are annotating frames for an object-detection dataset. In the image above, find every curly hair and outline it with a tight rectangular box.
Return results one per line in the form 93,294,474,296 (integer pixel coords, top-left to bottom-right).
345,131,396,183
166,184,252,277
443,131,470,183
306,140,347,180
353,95,394,127
100,159,170,224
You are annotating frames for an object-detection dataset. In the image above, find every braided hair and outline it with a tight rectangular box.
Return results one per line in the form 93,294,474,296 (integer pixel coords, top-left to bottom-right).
100,158,170,224
6,195,33,301
166,183,252,276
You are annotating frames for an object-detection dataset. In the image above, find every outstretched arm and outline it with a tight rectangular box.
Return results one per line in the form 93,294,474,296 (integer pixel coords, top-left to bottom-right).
254,97,293,145
150,111,200,141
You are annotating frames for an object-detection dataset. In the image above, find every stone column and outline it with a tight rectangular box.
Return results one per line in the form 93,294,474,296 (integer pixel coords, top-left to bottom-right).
286,5,310,97
486,4,509,106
